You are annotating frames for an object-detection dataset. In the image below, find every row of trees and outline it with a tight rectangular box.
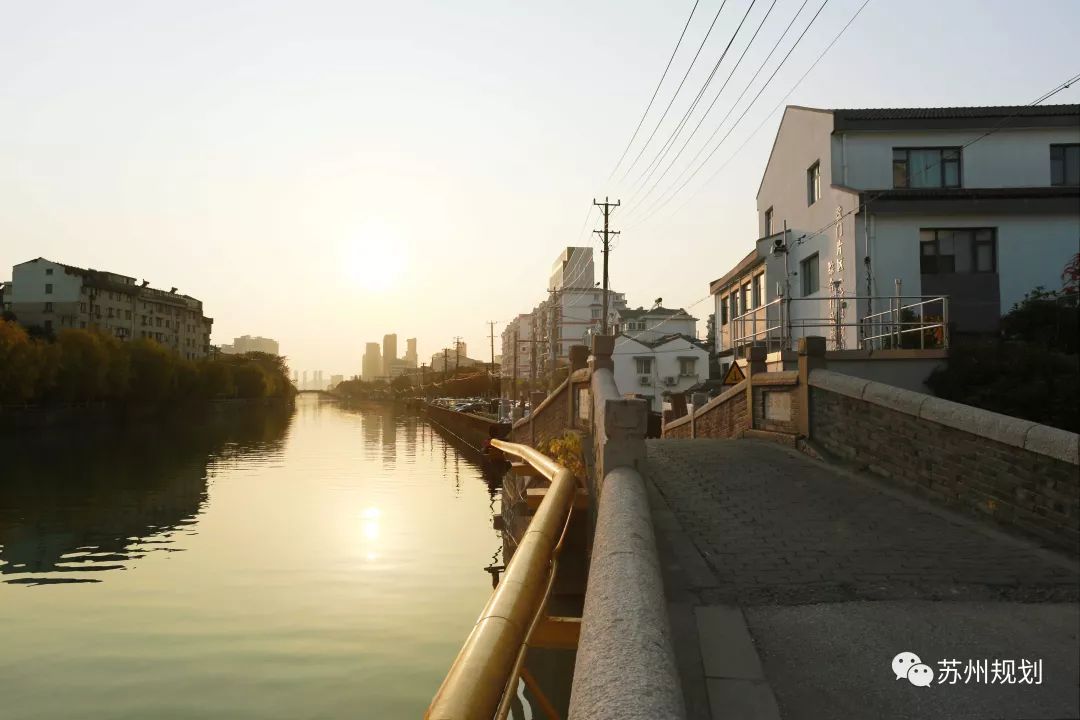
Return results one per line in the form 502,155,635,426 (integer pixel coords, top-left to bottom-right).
0,319,295,406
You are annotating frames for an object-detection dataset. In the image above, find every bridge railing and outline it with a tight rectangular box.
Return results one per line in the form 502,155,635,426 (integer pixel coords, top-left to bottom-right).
425,440,577,720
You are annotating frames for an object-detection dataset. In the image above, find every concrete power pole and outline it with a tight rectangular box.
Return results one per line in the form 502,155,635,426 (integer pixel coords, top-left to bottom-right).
593,197,621,335
443,349,449,382
487,321,496,398
512,329,518,403
453,336,462,375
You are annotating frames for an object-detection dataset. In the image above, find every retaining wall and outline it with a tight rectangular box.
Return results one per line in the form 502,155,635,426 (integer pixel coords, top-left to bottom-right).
425,403,504,453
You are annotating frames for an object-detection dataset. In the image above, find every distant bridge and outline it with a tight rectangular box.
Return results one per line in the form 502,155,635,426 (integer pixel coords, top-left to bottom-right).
296,389,336,397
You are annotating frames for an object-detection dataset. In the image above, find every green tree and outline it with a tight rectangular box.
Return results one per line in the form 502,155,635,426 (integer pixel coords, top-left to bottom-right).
233,363,268,398
128,339,177,404
0,320,40,401
199,361,235,398
54,329,110,401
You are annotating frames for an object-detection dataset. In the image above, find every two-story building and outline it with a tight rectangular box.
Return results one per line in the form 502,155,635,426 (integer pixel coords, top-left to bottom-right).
613,331,709,413
614,305,698,343
713,103,1080,361
8,257,213,359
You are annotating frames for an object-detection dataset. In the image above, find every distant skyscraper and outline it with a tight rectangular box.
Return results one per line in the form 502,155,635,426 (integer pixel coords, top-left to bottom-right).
362,343,381,382
302,370,308,388
382,334,398,377
405,338,418,368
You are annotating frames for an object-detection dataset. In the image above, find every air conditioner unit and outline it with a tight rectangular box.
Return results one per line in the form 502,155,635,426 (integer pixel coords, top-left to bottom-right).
638,375,652,386
663,376,677,386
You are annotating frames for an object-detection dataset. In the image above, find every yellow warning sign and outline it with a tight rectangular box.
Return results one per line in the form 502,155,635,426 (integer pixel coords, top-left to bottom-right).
722,362,746,386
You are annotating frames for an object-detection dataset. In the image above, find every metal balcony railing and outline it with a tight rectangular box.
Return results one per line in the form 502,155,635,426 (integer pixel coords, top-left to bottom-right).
726,294,950,355
425,439,577,720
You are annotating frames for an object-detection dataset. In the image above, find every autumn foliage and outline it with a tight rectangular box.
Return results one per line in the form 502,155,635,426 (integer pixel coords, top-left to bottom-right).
0,319,295,406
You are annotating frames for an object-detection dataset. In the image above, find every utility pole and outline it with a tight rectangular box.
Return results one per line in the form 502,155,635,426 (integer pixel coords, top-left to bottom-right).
453,336,462,377
487,321,496,398
443,349,449,382
593,197,621,335
512,329,518,403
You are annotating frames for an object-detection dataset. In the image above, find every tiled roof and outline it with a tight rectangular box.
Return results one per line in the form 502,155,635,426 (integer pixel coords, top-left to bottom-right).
618,306,691,320
834,104,1078,121
709,248,764,294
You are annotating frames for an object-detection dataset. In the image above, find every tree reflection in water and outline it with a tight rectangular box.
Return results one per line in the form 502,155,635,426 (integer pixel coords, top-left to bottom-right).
0,406,294,584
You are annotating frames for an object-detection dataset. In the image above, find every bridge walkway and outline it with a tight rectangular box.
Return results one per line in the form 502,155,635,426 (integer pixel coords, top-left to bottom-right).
644,438,1080,720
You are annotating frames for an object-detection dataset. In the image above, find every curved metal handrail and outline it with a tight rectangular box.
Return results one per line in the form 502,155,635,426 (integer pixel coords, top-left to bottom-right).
425,439,578,720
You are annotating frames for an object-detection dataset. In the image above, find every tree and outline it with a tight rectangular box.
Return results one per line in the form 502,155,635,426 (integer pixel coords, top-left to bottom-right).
0,320,40,401
128,339,177,404
54,329,110,401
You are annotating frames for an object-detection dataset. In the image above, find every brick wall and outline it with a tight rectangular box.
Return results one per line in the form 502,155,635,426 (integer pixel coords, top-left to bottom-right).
510,380,571,446
809,372,1080,551
661,380,749,439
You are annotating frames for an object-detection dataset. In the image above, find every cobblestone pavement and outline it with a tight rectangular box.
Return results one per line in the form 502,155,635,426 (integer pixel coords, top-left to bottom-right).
645,439,1079,607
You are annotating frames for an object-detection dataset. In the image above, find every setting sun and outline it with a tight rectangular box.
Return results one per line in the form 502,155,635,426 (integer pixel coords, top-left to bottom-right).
341,224,407,292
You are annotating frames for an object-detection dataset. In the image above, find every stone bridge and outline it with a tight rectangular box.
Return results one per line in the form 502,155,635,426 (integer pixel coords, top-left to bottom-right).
493,336,1079,720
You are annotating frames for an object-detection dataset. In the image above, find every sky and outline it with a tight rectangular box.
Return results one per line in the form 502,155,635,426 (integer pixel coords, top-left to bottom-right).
2,0,1078,377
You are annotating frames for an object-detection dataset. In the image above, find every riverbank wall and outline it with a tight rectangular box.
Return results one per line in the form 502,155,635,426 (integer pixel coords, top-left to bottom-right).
423,403,509,454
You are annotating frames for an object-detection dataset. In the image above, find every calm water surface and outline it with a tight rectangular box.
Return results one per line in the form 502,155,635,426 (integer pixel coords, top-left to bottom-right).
0,396,502,719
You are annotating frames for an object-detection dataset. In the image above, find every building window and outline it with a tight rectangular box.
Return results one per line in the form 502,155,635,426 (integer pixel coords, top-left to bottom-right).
44,302,53,313
764,207,773,236
1051,144,1080,186
44,320,53,332
729,293,738,320
678,357,696,376
80,302,86,312
741,282,751,312
807,161,820,205
892,147,961,188
753,274,764,308
108,308,114,318
591,307,600,319
45,268,53,276
45,283,53,294
125,309,131,319
800,253,820,296
920,228,996,274
635,357,652,375
720,296,729,325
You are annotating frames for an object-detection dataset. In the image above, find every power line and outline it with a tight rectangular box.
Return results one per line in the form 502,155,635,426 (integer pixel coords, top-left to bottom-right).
619,0,732,183
629,0,785,211
632,0,835,223
608,0,702,181
654,0,865,225
627,0,768,204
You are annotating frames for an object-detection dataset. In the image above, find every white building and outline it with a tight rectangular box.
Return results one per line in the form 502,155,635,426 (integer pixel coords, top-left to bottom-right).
500,313,535,383
612,333,709,413
220,335,279,356
713,103,1080,357
9,257,213,359
615,306,698,344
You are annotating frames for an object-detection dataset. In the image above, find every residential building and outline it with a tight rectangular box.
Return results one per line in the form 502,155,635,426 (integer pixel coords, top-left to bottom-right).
550,246,595,292
429,340,480,373
615,306,698,344
500,313,535,384
220,335,279,356
612,333,710,413
404,338,418,368
330,374,344,389
8,257,213,359
382,334,397,377
713,103,1080,359
362,343,382,382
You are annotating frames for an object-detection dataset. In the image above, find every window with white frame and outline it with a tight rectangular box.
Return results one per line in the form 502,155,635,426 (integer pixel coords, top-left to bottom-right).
807,161,820,205
635,356,652,374
678,357,696,376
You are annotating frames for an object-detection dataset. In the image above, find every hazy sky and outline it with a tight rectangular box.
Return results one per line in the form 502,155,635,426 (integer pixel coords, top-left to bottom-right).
3,0,1078,376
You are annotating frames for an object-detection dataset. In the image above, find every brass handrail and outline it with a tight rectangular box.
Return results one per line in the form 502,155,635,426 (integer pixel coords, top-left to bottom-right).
425,439,578,720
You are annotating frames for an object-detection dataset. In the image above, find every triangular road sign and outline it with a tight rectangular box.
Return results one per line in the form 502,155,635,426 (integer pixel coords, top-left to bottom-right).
722,361,745,386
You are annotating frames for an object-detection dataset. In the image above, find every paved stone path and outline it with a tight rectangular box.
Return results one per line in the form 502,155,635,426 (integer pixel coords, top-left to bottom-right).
644,438,1080,720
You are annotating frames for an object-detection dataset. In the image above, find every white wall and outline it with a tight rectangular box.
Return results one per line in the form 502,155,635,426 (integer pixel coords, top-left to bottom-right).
871,212,1080,313
612,335,709,412
838,127,1080,190
12,259,82,303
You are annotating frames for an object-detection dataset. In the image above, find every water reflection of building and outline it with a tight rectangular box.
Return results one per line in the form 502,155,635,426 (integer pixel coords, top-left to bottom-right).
0,407,293,584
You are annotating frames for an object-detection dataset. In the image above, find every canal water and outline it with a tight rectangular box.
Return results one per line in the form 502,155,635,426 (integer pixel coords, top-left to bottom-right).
0,395,504,719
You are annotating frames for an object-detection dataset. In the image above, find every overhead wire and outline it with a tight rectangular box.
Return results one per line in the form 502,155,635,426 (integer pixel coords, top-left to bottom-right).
626,0,771,206
607,0,702,181
618,0,732,183
630,0,834,224
629,0,790,212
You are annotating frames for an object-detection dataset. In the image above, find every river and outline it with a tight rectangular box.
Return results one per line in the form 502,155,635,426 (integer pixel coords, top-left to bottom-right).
0,395,503,719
